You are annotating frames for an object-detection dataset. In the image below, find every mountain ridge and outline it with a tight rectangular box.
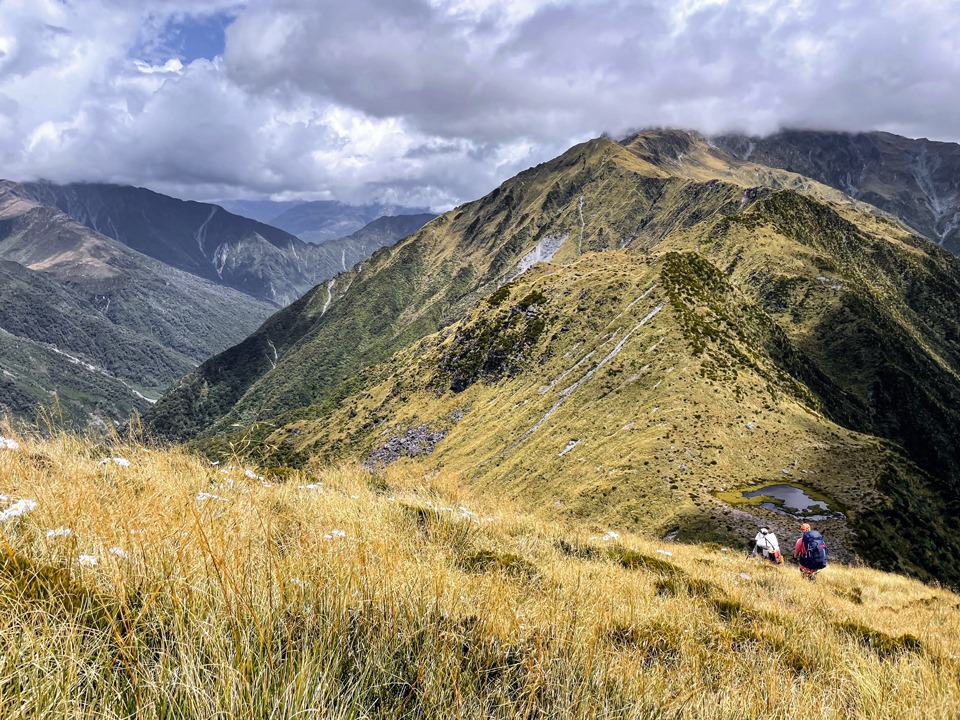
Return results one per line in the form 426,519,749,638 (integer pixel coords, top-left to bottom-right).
142,129,960,586
268,200,433,244
712,129,960,254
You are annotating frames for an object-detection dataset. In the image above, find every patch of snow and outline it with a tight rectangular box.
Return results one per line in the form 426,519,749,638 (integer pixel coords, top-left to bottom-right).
656,549,673,556
78,554,98,568
320,278,336,316
0,436,19,450
909,145,960,243
195,206,217,255
559,439,580,457
131,389,157,405
98,457,131,467
607,285,657,326
518,303,664,442
213,243,229,277
512,233,567,279
541,348,598,394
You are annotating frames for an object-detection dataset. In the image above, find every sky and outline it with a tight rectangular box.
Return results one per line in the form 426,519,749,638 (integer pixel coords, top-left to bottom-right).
0,0,957,210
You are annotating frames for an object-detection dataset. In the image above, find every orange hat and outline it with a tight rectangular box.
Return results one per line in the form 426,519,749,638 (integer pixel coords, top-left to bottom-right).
800,523,811,532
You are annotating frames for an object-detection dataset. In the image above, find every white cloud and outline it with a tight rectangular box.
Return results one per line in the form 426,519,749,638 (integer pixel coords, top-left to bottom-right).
0,0,958,209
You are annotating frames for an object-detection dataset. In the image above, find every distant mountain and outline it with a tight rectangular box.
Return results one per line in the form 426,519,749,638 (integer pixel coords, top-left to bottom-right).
216,199,305,225
268,201,432,244
712,130,960,254
0,180,437,429
0,182,278,427
308,213,437,278
147,129,960,586
19,182,321,305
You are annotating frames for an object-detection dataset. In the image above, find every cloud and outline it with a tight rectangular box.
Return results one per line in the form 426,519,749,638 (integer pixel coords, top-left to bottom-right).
1,0,959,209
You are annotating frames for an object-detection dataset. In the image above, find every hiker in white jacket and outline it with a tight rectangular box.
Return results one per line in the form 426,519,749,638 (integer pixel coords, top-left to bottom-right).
753,528,783,564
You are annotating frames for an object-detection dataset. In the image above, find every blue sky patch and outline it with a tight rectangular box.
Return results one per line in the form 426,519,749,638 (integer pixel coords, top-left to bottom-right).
137,11,235,64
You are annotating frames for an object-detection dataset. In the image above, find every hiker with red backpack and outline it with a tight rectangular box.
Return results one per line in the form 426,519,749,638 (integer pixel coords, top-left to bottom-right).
793,522,828,581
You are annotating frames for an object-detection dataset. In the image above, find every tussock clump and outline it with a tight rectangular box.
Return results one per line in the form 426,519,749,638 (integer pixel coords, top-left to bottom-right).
655,575,717,599
609,546,682,575
603,620,685,666
459,548,538,578
834,620,925,659
554,537,602,560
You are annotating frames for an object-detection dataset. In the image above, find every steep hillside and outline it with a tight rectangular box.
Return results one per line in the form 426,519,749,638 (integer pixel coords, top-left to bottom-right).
269,200,431,244
0,186,278,427
145,131,960,585
18,182,321,304
0,327,148,427
713,130,960,254
0,260,191,389
309,213,437,279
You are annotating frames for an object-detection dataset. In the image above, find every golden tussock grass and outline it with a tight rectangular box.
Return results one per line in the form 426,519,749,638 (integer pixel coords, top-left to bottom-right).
0,430,957,719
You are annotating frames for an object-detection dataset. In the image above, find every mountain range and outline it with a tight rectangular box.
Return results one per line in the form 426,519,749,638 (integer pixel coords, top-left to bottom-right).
268,200,434,244
0,181,434,427
713,130,960,253
143,128,960,587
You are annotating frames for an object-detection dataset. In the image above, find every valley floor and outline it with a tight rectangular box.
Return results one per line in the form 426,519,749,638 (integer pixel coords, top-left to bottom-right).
0,432,957,719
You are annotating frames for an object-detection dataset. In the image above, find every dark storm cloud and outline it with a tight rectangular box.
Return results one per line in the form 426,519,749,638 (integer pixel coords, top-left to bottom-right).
225,0,960,142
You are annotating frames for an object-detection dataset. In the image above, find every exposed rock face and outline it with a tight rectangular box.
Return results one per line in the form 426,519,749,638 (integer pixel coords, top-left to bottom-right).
364,425,447,467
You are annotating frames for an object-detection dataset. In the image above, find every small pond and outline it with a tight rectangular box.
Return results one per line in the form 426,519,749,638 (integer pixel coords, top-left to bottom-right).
742,484,843,520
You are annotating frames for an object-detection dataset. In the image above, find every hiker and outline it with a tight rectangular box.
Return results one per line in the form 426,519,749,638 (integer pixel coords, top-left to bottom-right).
793,522,828,581
753,527,783,564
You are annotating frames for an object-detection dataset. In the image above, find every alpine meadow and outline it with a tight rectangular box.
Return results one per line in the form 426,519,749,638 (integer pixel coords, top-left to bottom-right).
3,1,960,718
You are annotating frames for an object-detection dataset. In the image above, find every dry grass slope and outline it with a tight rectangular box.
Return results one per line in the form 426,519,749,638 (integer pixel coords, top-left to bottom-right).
0,431,957,719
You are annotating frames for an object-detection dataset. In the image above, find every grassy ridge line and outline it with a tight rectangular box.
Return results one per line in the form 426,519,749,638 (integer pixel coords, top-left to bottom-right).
0,433,957,718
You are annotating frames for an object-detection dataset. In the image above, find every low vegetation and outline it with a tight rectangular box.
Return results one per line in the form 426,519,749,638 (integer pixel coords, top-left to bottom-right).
0,431,957,718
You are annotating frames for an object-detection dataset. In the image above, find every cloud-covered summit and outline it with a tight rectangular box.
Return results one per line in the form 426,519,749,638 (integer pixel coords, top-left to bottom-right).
2,0,957,209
